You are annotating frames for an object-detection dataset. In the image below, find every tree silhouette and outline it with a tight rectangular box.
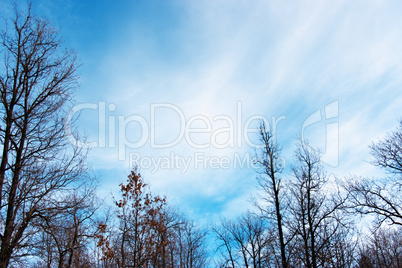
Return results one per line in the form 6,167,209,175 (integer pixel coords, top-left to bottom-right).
0,4,93,266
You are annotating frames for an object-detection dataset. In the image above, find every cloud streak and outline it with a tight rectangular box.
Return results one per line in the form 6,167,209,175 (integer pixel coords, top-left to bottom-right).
3,0,401,219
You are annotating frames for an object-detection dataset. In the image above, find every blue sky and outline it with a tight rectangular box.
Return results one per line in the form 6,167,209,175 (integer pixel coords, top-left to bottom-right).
2,0,402,221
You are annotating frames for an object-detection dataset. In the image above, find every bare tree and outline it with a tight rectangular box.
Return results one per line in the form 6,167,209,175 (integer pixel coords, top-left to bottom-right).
370,121,402,177
347,121,402,226
140,205,208,268
254,121,289,268
357,227,402,268
212,219,237,267
33,186,99,268
213,212,275,268
0,4,93,266
174,218,208,268
235,213,270,268
288,141,350,268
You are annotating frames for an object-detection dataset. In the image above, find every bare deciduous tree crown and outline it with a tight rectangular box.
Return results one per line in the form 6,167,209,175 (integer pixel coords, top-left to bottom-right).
0,4,93,267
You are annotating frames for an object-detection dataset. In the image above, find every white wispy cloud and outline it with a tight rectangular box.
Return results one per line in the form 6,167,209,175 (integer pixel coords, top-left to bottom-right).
4,0,401,220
